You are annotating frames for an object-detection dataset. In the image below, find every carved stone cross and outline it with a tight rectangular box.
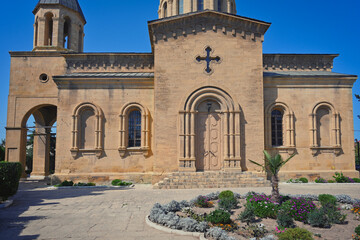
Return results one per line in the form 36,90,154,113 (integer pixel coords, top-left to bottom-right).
196,46,221,74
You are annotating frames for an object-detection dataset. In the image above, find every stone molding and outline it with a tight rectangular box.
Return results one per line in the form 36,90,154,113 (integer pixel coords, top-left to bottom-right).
263,54,339,72
149,10,270,48
63,53,154,72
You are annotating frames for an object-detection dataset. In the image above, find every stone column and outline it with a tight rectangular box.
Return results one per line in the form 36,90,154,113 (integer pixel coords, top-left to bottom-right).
31,127,51,177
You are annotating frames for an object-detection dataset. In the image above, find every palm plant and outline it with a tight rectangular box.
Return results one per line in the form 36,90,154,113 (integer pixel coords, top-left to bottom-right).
250,150,295,203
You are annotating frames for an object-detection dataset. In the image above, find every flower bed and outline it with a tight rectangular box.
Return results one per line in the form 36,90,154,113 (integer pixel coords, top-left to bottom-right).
148,191,360,240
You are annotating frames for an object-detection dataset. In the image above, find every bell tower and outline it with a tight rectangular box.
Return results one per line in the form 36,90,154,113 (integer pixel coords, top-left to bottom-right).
32,0,86,52
158,0,236,19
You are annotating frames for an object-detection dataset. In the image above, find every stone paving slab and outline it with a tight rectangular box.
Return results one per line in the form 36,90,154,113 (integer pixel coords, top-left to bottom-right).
0,181,360,239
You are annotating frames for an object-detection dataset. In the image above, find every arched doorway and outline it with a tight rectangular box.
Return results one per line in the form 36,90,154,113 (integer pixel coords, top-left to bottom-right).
195,100,222,171
20,105,57,178
179,86,242,172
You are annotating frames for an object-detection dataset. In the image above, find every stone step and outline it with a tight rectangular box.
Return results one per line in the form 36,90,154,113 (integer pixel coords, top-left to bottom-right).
154,171,270,189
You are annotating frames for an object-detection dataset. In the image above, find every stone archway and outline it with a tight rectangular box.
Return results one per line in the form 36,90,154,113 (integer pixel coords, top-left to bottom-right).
179,86,242,172
20,104,57,178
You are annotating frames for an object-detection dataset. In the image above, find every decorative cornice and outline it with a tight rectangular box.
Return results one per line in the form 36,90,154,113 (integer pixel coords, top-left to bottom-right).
63,53,154,72
263,54,339,72
148,10,271,50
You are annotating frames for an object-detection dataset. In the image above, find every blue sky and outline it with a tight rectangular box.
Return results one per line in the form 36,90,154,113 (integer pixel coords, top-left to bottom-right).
0,0,359,141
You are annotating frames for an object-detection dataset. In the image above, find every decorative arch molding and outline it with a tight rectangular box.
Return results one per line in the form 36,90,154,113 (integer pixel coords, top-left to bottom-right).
179,86,242,171
119,102,150,157
310,101,341,156
265,102,295,155
71,102,104,158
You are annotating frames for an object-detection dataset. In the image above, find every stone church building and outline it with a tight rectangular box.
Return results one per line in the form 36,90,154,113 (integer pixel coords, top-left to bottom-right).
5,0,358,187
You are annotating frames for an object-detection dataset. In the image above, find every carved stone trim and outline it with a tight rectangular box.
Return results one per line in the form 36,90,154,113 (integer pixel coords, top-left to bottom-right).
310,147,342,156
263,54,338,72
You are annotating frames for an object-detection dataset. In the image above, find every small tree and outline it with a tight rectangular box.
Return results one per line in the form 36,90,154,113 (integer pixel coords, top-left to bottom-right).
0,139,5,161
250,150,295,203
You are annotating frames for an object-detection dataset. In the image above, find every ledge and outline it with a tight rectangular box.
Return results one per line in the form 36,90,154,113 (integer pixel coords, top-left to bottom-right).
119,147,149,158
310,146,342,156
71,148,103,159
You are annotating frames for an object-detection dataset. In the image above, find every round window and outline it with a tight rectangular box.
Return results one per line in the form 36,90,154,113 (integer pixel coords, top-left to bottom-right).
39,74,49,83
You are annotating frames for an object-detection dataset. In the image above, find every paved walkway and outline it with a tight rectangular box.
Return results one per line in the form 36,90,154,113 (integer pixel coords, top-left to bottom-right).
1,182,360,240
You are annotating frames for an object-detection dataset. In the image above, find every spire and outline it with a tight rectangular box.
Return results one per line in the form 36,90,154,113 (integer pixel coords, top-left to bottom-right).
33,0,86,23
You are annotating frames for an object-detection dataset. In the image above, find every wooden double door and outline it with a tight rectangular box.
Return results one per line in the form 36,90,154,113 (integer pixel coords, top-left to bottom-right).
196,112,222,171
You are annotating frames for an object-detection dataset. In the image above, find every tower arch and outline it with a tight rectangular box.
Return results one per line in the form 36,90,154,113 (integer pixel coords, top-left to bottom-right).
158,0,237,18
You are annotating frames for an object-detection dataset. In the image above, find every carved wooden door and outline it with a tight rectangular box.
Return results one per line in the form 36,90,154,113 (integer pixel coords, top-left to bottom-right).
196,113,221,171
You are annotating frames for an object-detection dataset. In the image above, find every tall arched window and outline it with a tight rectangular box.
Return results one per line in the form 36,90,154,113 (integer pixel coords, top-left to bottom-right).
310,102,341,156
78,27,83,52
128,110,142,148
71,103,104,158
80,107,96,149
178,0,184,14
271,110,284,147
44,13,54,46
34,18,39,47
119,103,150,157
163,2,168,17
63,17,71,49
198,0,204,11
218,0,222,11
316,107,331,147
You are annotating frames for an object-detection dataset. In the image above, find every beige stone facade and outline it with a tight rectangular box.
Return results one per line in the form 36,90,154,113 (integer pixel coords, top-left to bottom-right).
5,0,358,185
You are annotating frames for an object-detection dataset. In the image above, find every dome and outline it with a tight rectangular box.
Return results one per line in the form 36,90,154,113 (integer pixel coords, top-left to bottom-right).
33,0,86,22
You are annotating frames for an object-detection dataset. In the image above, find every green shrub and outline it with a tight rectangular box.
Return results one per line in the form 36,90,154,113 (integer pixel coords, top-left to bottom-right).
195,195,213,208
0,162,22,201
355,225,360,235
238,204,256,225
315,177,328,183
333,172,348,183
206,209,231,224
246,193,280,219
111,179,132,186
280,198,316,222
219,190,234,200
323,207,347,224
74,182,96,186
248,223,268,238
299,177,309,183
353,178,360,183
218,197,238,211
328,180,335,183
278,228,314,240
318,194,337,208
60,180,74,186
307,208,331,228
277,210,295,228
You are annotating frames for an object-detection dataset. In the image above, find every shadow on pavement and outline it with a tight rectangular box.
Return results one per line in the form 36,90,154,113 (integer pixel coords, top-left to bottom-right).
0,181,132,239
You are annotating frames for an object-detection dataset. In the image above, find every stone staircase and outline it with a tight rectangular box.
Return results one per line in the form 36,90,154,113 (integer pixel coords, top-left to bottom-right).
153,171,271,189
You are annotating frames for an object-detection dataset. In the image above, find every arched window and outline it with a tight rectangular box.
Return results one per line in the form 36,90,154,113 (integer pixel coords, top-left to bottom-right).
44,13,54,46
78,27,83,52
34,18,39,47
128,110,142,148
198,0,204,11
163,2,168,18
310,102,341,156
178,0,184,14
265,102,295,153
119,103,150,157
316,107,331,146
218,0,222,11
271,110,284,147
80,107,96,149
63,17,71,49
71,103,104,158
